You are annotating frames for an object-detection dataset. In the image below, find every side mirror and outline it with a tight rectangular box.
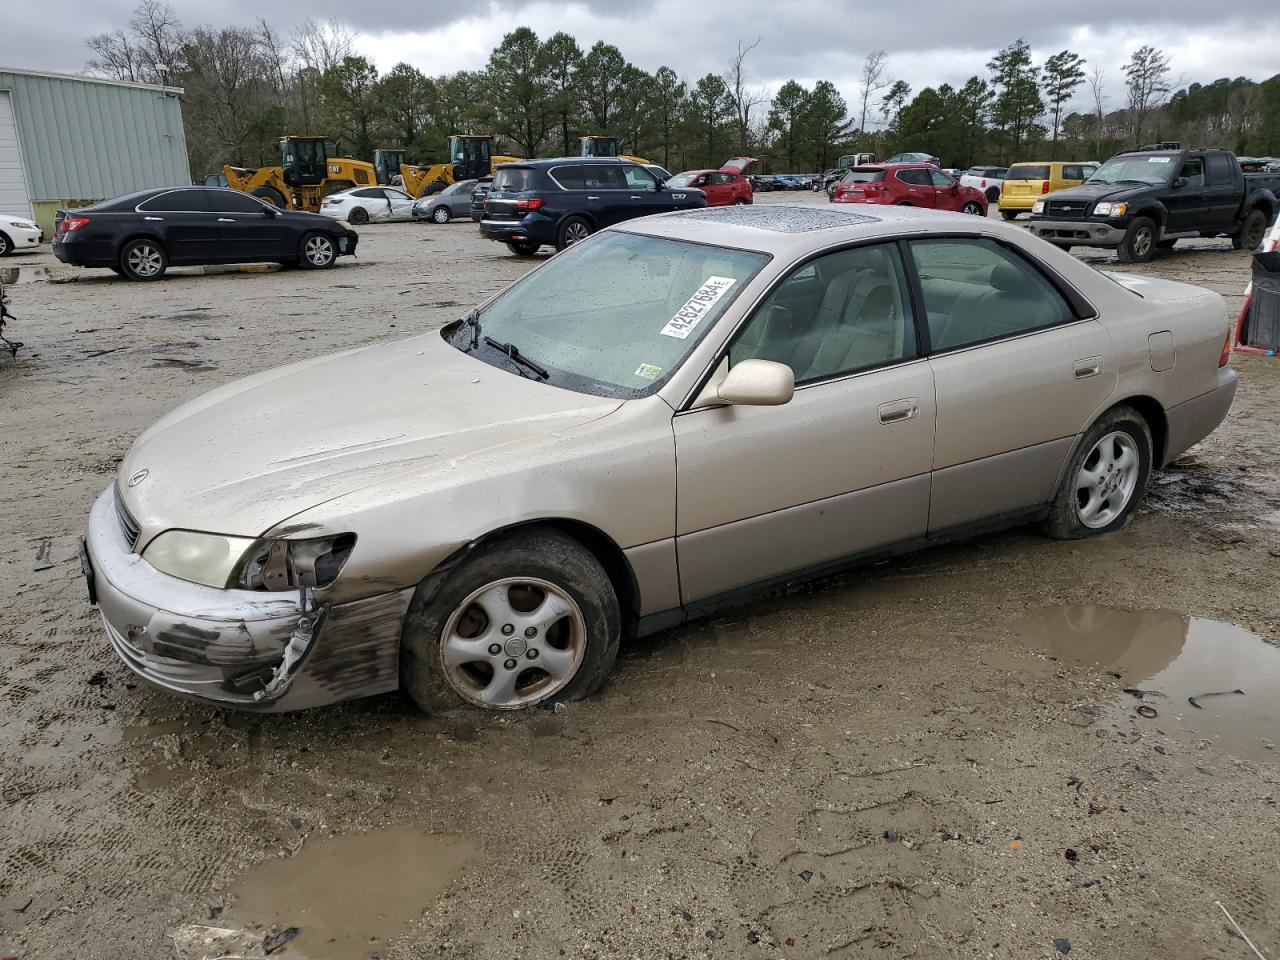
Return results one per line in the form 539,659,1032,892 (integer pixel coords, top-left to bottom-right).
700,359,795,407
1173,176,1188,189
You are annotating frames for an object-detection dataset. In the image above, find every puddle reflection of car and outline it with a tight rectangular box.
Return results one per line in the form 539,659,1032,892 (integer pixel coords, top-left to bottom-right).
320,186,418,224
82,204,1236,715
412,179,478,224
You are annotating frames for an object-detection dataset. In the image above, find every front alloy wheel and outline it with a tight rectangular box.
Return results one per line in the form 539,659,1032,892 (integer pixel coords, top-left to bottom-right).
300,233,336,269
962,200,984,216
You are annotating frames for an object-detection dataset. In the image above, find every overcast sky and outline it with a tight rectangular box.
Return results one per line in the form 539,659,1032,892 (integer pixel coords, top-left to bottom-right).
4,0,1278,121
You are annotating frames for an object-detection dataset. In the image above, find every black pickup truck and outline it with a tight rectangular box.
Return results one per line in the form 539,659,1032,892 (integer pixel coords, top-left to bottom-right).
1028,146,1279,262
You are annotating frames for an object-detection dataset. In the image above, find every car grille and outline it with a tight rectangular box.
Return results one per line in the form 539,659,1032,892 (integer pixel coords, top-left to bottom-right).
114,485,141,551
1045,200,1090,218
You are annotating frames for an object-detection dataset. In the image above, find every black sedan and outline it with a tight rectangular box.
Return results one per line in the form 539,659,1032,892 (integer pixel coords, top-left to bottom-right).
53,186,359,281
470,177,492,222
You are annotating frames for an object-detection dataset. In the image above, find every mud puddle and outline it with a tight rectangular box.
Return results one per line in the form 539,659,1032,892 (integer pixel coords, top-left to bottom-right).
1017,606,1280,760
223,826,477,959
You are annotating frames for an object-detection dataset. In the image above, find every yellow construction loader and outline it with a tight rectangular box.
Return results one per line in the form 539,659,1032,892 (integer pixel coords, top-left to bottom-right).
223,137,377,212
580,135,649,165
398,135,522,198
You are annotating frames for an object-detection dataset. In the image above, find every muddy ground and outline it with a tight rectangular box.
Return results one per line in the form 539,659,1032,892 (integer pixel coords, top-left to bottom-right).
1,193,1278,960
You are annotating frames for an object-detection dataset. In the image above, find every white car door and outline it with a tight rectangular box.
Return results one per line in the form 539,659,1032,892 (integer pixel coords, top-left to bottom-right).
386,189,417,220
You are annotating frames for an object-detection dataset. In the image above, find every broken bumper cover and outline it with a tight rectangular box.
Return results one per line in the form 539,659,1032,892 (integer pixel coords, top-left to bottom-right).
85,487,412,711
1027,219,1127,247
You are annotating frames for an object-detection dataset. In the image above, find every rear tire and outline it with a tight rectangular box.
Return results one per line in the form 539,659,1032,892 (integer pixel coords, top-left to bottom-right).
119,238,167,281
1117,216,1157,263
506,241,540,256
252,185,288,208
1045,406,1153,540
1233,209,1267,251
556,216,592,251
400,528,620,715
431,205,451,224
298,232,337,269
348,207,370,225
1001,210,1019,221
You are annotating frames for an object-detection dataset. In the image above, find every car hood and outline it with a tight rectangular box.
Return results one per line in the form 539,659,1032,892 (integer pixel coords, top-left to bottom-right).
118,331,623,545
1046,181,1161,204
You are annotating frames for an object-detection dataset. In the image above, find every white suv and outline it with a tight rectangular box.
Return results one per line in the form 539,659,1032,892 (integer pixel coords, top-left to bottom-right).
959,166,1009,204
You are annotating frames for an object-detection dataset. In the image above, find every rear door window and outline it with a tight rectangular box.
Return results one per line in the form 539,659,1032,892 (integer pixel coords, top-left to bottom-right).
583,166,627,189
138,190,212,212
1206,153,1235,185
897,169,930,186
550,165,586,189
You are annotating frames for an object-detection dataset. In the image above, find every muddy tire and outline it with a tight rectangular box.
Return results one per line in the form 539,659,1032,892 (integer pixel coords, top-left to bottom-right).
348,206,370,225
1233,209,1267,251
401,528,620,715
1117,216,1158,263
298,232,337,269
119,238,167,281
1001,210,1019,221
252,185,287,208
506,241,540,256
556,216,592,251
1045,405,1153,540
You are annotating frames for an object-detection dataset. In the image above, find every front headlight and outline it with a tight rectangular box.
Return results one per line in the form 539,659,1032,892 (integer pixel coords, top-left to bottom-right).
144,530,256,588
1094,202,1127,217
12,220,36,230
1032,200,1045,214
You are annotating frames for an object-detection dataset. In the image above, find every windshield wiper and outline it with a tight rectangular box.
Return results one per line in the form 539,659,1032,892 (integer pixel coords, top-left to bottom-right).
482,336,549,380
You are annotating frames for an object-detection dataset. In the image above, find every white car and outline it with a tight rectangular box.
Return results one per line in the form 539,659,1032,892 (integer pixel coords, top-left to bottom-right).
959,166,1009,204
0,213,43,256
320,187,417,225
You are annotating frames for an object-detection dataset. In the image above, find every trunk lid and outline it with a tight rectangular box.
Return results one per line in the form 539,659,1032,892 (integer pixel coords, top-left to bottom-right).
720,157,758,175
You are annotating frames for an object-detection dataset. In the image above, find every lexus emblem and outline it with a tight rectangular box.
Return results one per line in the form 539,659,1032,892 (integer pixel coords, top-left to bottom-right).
127,468,149,487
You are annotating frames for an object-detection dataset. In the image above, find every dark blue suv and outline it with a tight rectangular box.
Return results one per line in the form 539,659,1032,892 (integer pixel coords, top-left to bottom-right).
480,158,707,255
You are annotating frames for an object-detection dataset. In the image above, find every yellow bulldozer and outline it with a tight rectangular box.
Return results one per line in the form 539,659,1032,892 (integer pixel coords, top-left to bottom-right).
398,135,522,198
223,137,377,212
580,135,649,165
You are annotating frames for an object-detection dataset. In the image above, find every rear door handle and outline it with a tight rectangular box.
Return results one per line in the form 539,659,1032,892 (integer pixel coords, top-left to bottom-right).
143,216,163,221
217,218,235,222
1073,356,1102,379
878,398,919,424
630,195,643,200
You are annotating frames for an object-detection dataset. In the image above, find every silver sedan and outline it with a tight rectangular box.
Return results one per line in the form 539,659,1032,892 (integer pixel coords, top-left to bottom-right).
413,180,478,224
83,205,1236,714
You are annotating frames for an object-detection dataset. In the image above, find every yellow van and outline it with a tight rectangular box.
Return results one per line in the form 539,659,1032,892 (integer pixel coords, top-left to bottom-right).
999,161,1099,219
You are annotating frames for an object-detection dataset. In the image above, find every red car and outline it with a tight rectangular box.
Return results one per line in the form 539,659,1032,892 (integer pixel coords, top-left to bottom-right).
665,157,756,206
831,163,988,216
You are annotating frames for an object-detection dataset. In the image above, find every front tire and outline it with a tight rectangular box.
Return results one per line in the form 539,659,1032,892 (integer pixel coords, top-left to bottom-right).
556,216,592,251
298,232,337,269
431,205,451,224
1045,406,1152,540
985,186,1000,203
962,200,984,216
1233,209,1267,251
119,238,167,281
1117,216,1157,263
0,231,11,257
401,528,621,715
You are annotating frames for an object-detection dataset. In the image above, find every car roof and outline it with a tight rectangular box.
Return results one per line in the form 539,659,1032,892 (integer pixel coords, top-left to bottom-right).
502,157,635,168
619,202,1022,257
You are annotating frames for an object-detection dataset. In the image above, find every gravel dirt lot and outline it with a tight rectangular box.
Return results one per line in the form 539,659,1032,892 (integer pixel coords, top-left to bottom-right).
2,193,1278,960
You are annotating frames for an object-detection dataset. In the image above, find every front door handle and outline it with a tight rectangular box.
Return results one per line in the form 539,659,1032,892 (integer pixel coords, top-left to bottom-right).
1073,356,1102,379
143,216,163,221
878,398,919,424
587,195,600,200
217,218,235,222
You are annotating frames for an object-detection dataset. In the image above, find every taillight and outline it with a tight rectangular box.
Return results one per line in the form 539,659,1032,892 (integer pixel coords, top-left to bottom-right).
515,197,544,211
1041,181,1051,194
1219,325,1233,367
61,216,90,233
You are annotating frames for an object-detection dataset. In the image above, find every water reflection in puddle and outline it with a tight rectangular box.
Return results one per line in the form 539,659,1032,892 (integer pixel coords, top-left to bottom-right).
1017,606,1280,761
226,826,477,960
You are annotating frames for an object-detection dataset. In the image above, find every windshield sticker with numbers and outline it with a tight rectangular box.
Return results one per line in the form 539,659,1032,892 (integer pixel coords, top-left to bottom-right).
659,276,737,339
1147,157,1171,163
634,362,663,380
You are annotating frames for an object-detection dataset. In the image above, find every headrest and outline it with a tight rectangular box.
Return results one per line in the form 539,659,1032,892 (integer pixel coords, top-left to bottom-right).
990,262,1025,292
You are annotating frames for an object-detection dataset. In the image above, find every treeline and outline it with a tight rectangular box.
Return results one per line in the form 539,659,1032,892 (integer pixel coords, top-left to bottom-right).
85,1,1280,179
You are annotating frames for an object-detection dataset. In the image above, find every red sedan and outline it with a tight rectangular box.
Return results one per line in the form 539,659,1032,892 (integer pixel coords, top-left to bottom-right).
666,157,756,206
831,163,987,216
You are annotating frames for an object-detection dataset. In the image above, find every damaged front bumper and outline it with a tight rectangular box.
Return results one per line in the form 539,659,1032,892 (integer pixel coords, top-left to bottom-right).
83,487,412,711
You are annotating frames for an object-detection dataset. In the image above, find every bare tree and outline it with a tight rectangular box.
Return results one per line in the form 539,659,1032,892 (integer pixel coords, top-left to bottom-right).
86,29,143,82
723,37,766,155
292,18,356,74
1088,65,1108,152
1124,45,1172,144
129,0,183,83
858,50,889,138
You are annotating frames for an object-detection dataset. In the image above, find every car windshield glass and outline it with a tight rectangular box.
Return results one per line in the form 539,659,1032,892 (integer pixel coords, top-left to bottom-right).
1088,156,1176,185
1007,165,1051,180
666,173,698,187
492,168,537,192
842,169,886,183
445,231,770,399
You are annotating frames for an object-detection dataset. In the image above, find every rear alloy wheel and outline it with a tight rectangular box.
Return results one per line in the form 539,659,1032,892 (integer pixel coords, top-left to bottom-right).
1046,406,1152,539
506,241,540,256
1233,209,1267,251
119,239,167,281
556,216,592,251
349,206,370,225
299,233,337,269
401,528,620,714
1001,210,1019,221
962,200,984,216
1117,216,1157,263
431,205,451,224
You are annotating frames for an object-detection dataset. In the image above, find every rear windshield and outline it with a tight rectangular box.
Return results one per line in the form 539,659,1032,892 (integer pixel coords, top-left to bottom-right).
492,168,538,192
1007,165,1051,180
842,169,886,183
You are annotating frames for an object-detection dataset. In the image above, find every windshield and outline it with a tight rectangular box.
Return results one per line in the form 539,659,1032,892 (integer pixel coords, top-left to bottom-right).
842,169,886,183
666,172,699,187
1007,165,1050,180
1089,155,1176,185
446,231,770,399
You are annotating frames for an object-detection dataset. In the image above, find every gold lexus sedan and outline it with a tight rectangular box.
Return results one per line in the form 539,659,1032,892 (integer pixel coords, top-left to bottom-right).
81,205,1237,714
